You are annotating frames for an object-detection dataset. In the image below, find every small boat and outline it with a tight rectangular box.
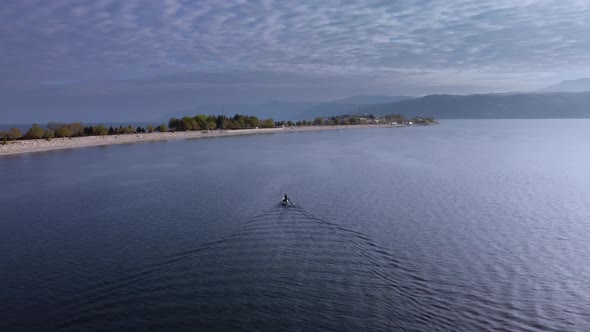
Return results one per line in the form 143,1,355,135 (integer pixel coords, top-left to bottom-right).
281,194,291,206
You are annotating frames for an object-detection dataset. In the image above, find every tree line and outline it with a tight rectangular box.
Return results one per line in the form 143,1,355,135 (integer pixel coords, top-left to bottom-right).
168,113,436,132
0,122,168,144
168,114,276,131
1,113,436,144
305,114,436,126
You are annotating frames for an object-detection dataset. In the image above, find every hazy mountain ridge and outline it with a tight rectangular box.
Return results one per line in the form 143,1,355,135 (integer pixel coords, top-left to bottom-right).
161,92,590,122
328,95,413,104
358,92,590,119
541,78,590,93
4,89,590,123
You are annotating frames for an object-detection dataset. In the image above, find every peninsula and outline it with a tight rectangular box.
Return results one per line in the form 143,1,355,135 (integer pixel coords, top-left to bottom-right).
0,114,436,156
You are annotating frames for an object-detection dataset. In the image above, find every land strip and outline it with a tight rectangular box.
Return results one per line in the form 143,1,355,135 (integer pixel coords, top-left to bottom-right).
0,124,406,156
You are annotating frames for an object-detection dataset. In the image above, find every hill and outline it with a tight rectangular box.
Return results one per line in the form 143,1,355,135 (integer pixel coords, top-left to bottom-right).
328,95,412,104
541,78,590,93
359,92,590,119
162,92,590,121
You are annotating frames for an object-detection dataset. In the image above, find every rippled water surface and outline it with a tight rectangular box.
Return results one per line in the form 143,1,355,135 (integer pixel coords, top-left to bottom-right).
1,120,589,331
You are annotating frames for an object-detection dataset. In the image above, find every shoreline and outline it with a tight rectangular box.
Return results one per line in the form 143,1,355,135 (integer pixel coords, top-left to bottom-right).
0,124,411,156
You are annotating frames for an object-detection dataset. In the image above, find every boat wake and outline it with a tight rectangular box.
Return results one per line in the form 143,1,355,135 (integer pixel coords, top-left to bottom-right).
43,203,457,331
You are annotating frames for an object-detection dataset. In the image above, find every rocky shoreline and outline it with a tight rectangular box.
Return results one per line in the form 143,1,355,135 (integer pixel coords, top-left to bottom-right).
0,124,403,156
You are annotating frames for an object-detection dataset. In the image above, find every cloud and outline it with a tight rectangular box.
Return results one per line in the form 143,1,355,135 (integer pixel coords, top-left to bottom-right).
1,0,590,113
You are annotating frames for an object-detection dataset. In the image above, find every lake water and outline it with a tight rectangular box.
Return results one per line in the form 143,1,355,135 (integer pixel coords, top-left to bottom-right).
1,120,589,331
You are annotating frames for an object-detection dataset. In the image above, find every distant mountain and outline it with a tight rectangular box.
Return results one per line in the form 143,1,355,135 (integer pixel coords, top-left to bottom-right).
329,95,412,104
358,92,590,119
162,92,590,121
541,78,590,93
295,95,412,120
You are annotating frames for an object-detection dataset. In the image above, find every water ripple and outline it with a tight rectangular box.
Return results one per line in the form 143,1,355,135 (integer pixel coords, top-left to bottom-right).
40,204,464,331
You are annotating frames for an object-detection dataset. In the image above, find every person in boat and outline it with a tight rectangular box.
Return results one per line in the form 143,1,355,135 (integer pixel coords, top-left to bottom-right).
283,194,289,204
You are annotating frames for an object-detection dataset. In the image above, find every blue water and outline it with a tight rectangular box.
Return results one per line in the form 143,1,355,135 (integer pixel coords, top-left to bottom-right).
1,120,589,331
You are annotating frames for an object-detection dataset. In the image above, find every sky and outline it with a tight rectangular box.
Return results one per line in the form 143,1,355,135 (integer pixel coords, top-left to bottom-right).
1,0,590,122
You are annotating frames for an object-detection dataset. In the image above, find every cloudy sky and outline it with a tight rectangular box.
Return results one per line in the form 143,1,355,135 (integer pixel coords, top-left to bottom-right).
1,0,590,122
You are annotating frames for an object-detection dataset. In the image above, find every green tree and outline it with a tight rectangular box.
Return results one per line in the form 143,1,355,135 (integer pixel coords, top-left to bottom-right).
9,128,22,141
95,125,109,135
181,116,197,131
215,115,226,129
168,117,180,131
261,119,275,128
244,116,259,128
194,114,208,129
68,122,84,137
0,131,7,144
44,129,54,140
384,114,406,124
158,124,168,132
146,124,155,133
118,125,133,134
26,124,45,139
83,126,95,136
206,120,217,130
232,114,246,128
55,126,72,138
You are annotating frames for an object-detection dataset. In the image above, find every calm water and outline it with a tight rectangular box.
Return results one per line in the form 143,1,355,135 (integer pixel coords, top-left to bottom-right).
1,120,589,331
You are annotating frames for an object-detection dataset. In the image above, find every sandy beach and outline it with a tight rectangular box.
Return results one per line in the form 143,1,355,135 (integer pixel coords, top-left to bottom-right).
0,124,402,156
